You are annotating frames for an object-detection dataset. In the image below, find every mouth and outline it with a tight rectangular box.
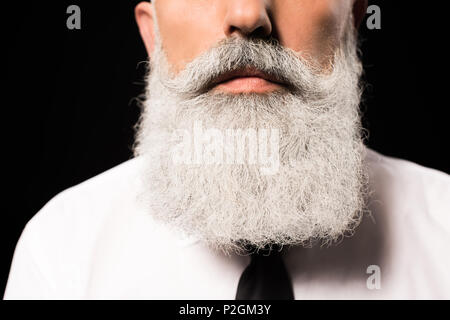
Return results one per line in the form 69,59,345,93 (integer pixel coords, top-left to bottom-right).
210,67,286,94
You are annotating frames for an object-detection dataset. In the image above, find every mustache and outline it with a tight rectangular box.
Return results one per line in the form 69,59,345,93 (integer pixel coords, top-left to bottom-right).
157,37,322,97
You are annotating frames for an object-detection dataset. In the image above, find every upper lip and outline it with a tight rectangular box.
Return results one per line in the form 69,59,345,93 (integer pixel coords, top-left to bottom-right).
210,67,285,87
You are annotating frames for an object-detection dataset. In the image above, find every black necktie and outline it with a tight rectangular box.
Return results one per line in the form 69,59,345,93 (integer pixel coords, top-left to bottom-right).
235,245,294,300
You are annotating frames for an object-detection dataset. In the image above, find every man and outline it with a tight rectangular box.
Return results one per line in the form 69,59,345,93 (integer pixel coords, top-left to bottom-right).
4,0,450,299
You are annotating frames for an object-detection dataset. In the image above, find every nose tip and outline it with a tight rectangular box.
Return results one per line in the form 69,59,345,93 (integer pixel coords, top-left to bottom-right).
224,0,272,38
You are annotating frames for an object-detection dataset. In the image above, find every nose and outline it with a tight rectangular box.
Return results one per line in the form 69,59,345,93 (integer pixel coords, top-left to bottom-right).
224,0,272,38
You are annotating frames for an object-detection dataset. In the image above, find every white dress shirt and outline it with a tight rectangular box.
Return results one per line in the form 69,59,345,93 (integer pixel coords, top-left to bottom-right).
4,149,450,299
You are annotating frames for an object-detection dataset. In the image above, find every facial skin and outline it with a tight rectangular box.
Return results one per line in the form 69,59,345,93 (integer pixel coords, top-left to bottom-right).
135,0,367,94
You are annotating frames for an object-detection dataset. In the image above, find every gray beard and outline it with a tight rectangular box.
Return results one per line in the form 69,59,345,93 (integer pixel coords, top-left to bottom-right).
134,21,368,254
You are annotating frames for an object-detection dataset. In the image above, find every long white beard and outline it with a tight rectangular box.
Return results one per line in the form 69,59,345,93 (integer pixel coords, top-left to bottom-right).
134,21,368,254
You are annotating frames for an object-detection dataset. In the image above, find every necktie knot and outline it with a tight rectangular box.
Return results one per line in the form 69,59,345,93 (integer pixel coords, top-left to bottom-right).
236,243,294,300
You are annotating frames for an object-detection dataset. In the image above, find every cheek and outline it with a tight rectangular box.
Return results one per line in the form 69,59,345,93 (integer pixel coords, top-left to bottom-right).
273,0,349,66
155,0,224,73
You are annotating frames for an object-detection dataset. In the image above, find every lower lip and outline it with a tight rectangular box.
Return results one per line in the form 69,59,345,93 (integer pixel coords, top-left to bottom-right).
214,77,282,94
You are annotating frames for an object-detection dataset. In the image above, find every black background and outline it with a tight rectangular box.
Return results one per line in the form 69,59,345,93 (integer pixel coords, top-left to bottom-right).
2,1,449,296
